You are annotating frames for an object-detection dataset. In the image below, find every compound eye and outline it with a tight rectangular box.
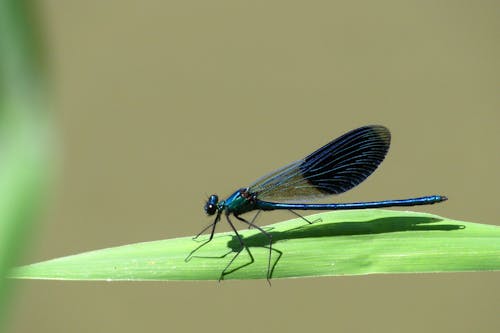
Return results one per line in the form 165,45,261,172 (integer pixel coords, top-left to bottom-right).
205,203,216,215
204,194,219,215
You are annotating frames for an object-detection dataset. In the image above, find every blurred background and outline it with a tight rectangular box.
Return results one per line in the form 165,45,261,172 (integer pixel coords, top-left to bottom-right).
4,0,499,332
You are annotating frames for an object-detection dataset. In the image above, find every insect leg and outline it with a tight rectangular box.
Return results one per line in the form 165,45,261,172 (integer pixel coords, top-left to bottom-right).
186,212,222,262
288,209,322,224
193,211,221,241
247,209,262,229
219,214,250,281
234,215,273,285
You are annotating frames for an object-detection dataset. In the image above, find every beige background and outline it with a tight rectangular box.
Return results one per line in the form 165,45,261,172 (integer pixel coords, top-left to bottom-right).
11,1,499,332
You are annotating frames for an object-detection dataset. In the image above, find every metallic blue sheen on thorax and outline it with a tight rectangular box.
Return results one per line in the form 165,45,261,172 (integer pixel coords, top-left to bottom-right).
221,188,257,215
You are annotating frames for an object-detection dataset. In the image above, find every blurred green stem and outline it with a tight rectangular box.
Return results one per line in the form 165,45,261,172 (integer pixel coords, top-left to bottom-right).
0,0,51,330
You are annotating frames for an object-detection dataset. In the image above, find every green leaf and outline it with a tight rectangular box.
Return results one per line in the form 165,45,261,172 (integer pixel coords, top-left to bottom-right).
0,0,52,328
10,210,500,281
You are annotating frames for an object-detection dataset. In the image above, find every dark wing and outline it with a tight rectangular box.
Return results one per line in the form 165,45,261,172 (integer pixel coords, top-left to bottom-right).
249,125,391,202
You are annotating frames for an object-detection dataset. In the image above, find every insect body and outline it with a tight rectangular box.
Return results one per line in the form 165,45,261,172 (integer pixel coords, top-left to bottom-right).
197,125,447,282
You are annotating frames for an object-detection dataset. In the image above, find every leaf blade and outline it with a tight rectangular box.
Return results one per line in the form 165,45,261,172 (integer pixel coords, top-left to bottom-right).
10,210,500,281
